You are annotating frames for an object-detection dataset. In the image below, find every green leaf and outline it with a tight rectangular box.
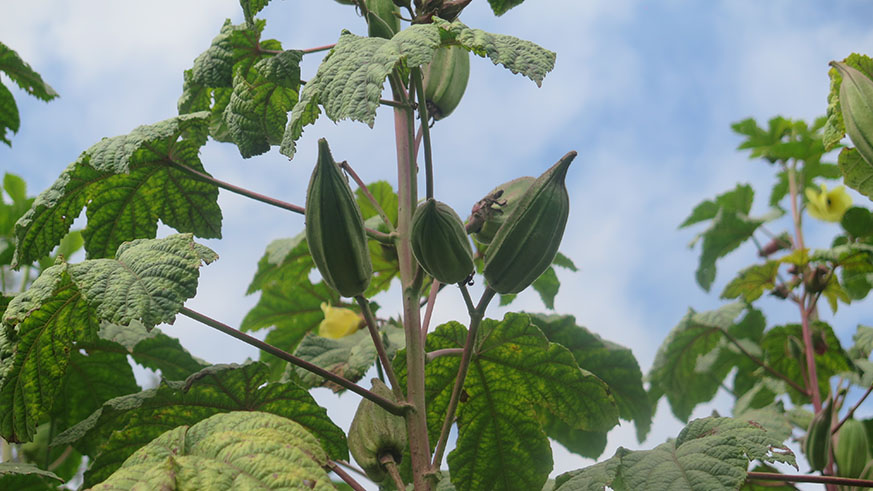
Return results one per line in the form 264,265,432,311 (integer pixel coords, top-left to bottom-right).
824,53,873,151
0,463,62,484
53,362,347,487
0,42,58,102
49,340,140,434
531,266,560,309
246,232,312,294
416,313,617,490
841,206,873,238
13,113,222,265
3,173,27,205
0,266,99,442
281,20,555,157
90,411,334,490
531,314,652,442
292,322,404,390
98,322,208,380
733,117,825,163
839,147,873,202
225,49,302,158
487,0,526,16
356,180,398,227
761,322,852,403
681,184,754,229
848,324,873,359
721,261,779,302
0,82,19,146
191,19,272,88
555,416,794,491
68,234,217,328
648,303,745,421
0,235,214,442
553,252,578,271
695,210,763,291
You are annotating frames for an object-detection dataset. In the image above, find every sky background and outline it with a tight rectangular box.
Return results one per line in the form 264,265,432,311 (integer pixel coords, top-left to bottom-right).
2,0,873,487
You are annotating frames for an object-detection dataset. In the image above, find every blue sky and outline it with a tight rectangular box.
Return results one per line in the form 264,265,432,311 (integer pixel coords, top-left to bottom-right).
2,0,872,484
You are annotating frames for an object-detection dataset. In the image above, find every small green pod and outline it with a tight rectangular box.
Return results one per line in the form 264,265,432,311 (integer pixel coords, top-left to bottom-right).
305,139,372,297
832,61,873,166
483,151,576,294
366,0,400,39
411,199,474,284
348,379,408,483
423,45,470,120
803,399,834,472
835,418,871,478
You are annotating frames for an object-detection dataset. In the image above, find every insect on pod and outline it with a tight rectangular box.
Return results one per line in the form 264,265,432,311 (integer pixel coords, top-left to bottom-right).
483,151,576,294
472,176,536,245
305,138,372,297
411,198,474,284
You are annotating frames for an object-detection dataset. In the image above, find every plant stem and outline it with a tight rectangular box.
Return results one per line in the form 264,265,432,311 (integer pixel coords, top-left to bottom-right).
302,43,336,55
178,307,407,416
421,278,441,343
833,384,873,434
720,330,807,395
167,159,305,215
355,295,402,396
431,287,497,469
381,454,407,491
426,348,463,362
390,70,431,491
411,67,434,200
746,471,873,487
786,159,821,411
341,161,396,233
380,98,412,110
327,461,367,491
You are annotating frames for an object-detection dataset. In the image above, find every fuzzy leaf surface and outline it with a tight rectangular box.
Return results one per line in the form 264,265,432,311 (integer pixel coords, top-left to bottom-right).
721,261,779,302
531,314,652,443
649,303,745,421
12,113,221,265
53,362,347,487
824,53,873,151
91,411,334,490
98,322,208,380
839,147,873,202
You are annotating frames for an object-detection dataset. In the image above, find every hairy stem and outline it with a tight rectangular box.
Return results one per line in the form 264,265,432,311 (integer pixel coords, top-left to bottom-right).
179,307,407,415
421,278,441,343
426,348,464,362
786,159,821,411
391,70,431,490
431,287,497,469
302,43,336,55
341,161,396,233
746,472,873,487
355,295,402,396
327,461,367,491
833,384,873,434
720,330,807,395
381,454,407,491
411,67,434,200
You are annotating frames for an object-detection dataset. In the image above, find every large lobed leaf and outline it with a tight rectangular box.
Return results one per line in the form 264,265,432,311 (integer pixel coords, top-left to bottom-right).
649,303,748,422
281,19,556,157
555,416,795,491
91,411,335,490
53,362,347,487
12,113,221,266
0,234,215,443
406,313,617,490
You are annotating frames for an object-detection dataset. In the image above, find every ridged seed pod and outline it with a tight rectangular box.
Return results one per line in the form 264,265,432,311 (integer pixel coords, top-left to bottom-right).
483,151,576,294
366,0,400,39
348,379,407,483
305,139,372,297
832,62,873,166
835,418,871,478
423,46,470,120
411,199,474,284
803,398,834,472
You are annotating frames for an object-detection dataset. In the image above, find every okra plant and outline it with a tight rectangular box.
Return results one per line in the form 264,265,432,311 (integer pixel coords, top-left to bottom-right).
1,1,872,490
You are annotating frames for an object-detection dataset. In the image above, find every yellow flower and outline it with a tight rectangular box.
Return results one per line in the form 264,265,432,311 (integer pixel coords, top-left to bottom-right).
318,302,361,339
805,184,852,222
